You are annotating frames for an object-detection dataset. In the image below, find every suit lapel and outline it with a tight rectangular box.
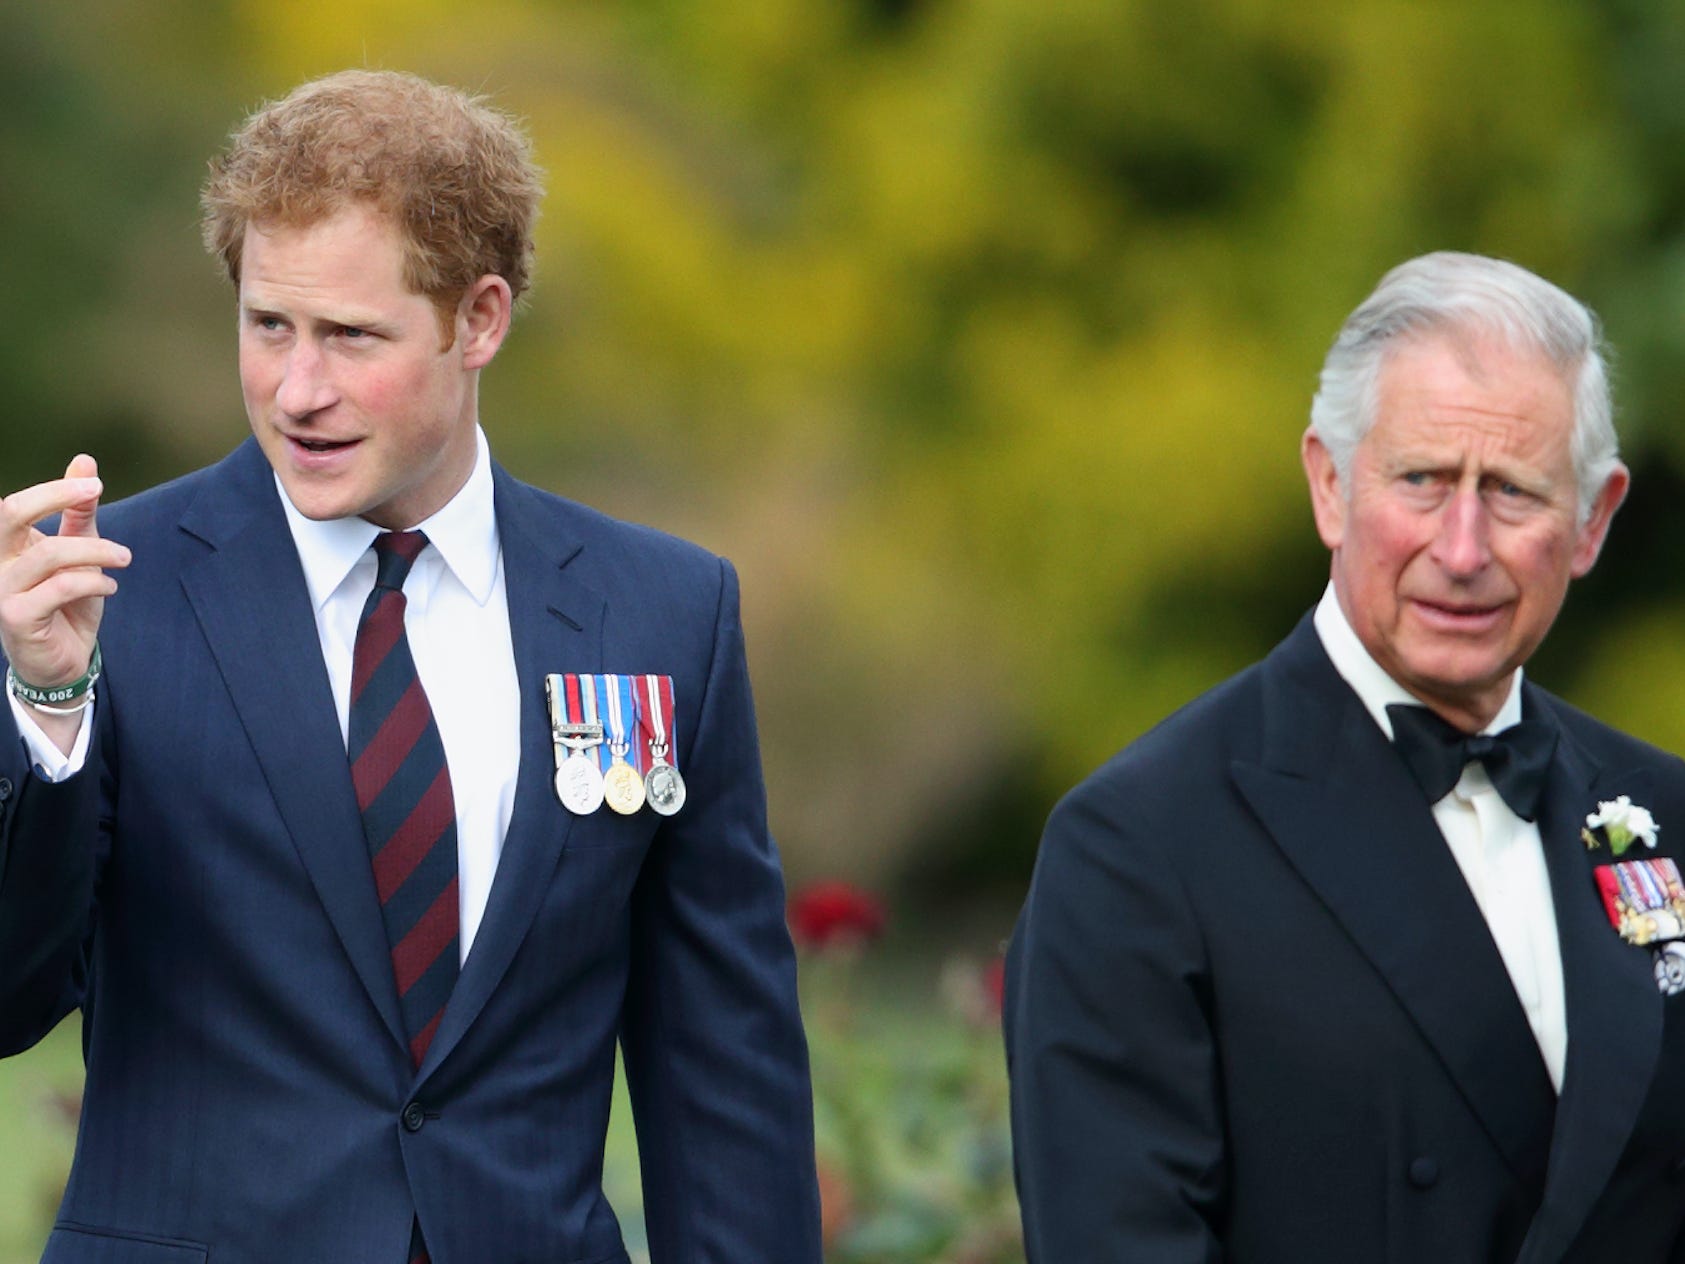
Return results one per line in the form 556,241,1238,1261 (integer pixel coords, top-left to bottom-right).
1230,620,1556,1187
1515,712,1661,1264
176,442,408,1052
417,466,604,1079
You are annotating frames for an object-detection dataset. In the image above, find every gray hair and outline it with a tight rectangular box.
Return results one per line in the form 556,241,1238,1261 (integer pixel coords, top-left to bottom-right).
1309,251,1619,522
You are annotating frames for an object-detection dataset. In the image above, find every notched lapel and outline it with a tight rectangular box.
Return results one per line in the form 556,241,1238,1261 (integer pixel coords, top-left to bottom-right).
1230,628,1556,1187
177,453,408,1054
418,471,605,1079
1517,733,1661,1264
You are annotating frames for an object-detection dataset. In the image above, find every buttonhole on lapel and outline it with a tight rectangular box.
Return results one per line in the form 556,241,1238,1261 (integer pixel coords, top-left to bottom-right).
548,605,582,631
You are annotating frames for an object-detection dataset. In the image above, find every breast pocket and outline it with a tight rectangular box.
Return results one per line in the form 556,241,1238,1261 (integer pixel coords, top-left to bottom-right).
559,805,660,852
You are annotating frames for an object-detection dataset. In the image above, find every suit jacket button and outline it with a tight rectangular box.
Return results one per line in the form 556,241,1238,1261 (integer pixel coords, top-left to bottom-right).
1408,1157,1440,1189
0,777,13,802
402,1102,426,1133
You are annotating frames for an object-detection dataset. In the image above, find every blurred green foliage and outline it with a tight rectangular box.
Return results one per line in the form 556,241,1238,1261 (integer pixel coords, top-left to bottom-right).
0,1022,80,1264
7,0,1685,894
805,950,1019,1263
9,1,1685,1259
0,939,1019,1263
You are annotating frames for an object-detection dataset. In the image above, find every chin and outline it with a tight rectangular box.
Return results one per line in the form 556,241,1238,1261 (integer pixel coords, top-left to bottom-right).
1403,655,1511,698
281,486,359,522
300,504,356,522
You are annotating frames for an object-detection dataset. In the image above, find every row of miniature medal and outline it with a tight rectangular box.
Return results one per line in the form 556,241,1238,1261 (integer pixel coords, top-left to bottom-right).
545,673,687,817
1595,855,1685,995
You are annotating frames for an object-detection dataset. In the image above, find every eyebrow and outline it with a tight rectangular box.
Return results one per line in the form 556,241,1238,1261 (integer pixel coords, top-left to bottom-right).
240,300,389,330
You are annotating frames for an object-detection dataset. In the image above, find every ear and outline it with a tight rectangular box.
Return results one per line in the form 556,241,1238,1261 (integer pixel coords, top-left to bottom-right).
456,275,514,370
1569,461,1630,578
1302,427,1346,551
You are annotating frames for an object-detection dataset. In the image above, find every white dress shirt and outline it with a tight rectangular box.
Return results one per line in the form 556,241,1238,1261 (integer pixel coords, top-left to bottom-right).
1314,585,1567,1091
12,427,521,964
10,678,95,779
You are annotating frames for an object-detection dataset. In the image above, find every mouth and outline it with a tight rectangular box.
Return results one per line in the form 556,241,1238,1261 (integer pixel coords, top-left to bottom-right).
279,433,364,473
1410,597,1508,630
291,436,358,452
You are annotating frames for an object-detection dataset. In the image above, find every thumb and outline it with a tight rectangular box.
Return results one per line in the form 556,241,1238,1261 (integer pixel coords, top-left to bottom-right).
58,453,102,539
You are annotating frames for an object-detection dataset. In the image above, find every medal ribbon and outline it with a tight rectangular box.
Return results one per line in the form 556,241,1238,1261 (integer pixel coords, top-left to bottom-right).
598,674,643,772
562,672,584,737
1631,869,1658,916
545,674,565,751
637,674,680,773
561,672,606,769
1596,857,1685,929
577,674,607,772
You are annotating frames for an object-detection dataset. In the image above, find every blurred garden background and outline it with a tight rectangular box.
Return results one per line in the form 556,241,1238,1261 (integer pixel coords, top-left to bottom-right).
8,0,1685,1259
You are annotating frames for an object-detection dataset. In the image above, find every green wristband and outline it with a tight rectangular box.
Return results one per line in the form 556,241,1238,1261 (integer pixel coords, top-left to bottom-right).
7,642,102,708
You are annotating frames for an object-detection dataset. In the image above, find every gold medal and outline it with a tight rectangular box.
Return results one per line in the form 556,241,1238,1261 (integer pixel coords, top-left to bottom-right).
601,675,646,814
604,758,646,815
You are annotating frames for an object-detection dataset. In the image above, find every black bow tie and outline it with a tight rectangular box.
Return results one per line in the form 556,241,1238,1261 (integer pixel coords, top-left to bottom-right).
1385,704,1558,822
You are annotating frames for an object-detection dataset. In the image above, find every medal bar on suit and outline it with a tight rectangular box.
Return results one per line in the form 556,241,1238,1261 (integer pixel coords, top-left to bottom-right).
1594,856,1685,945
600,673,647,815
547,673,606,815
638,673,686,817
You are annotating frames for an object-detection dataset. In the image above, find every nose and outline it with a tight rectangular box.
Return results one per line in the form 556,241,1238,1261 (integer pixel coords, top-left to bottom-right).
274,340,336,420
1430,486,1491,578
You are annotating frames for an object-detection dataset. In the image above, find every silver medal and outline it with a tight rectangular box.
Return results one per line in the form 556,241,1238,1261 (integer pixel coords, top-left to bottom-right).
546,674,607,815
646,760,687,816
556,754,606,815
638,673,686,818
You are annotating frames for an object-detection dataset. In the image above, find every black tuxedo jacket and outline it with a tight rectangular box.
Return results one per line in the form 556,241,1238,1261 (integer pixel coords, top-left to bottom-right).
0,440,821,1263
1007,614,1685,1264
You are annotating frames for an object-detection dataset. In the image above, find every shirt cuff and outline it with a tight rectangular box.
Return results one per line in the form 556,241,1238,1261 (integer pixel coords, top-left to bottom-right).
9,689,94,781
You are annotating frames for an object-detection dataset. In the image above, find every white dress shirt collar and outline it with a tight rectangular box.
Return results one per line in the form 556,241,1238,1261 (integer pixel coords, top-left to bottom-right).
1312,582,1523,741
275,426,501,609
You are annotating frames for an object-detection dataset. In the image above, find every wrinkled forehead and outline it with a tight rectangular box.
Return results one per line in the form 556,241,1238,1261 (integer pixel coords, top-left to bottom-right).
1378,317,1577,385
1368,331,1578,461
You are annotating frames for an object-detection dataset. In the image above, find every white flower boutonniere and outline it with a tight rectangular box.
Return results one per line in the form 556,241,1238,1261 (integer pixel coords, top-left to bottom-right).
1582,795,1661,858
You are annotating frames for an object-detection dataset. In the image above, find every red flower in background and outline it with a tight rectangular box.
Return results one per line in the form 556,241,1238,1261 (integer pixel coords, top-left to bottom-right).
816,1158,855,1247
983,955,1006,1018
788,881,887,951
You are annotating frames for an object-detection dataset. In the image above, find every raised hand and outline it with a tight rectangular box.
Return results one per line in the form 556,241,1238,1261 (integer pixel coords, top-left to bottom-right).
0,454,131,749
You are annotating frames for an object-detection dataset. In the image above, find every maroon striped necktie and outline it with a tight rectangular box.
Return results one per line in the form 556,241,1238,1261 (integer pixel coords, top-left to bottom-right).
351,530,460,1069
350,532,458,1264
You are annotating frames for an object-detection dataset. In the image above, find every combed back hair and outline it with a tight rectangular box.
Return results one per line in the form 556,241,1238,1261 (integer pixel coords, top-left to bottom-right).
201,69,543,341
1309,251,1619,523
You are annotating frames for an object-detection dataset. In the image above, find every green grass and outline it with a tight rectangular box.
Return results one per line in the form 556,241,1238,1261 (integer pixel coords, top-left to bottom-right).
0,1020,81,1264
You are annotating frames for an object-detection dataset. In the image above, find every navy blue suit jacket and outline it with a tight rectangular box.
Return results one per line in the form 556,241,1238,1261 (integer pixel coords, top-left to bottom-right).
1008,614,1685,1264
0,439,822,1263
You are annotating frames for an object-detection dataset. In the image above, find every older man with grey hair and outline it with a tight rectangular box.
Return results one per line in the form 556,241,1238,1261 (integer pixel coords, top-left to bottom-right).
1007,251,1685,1263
